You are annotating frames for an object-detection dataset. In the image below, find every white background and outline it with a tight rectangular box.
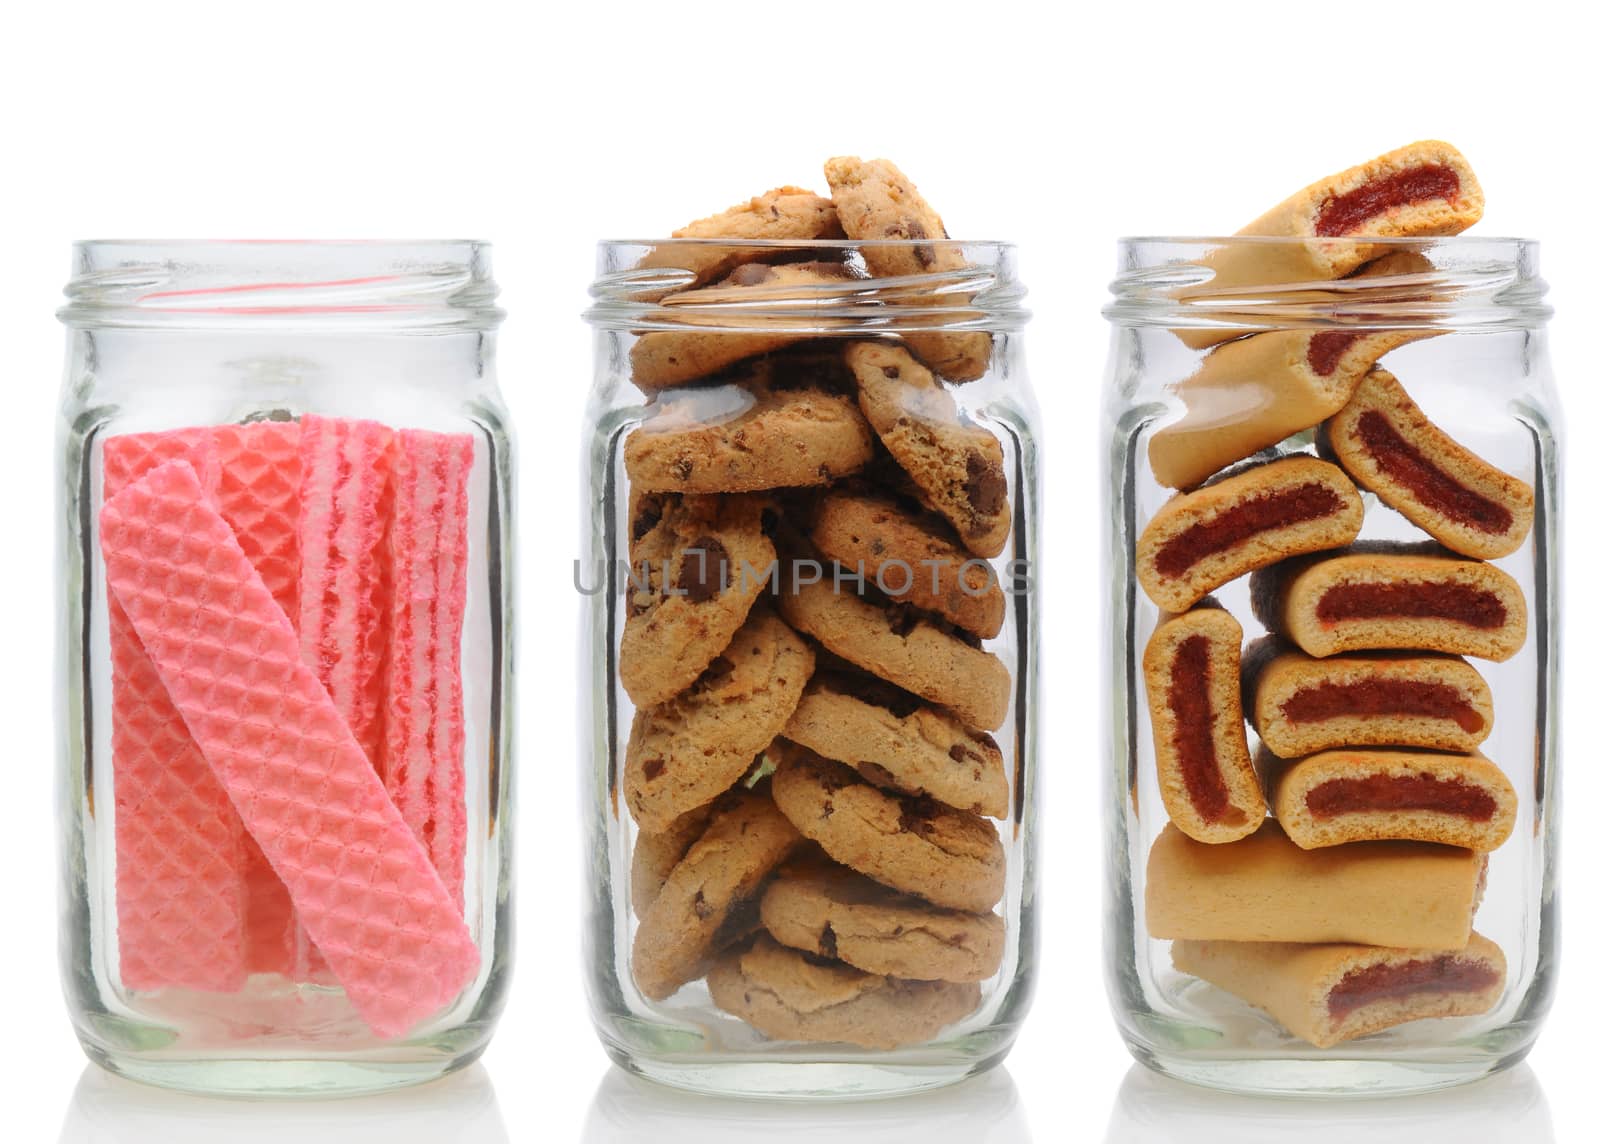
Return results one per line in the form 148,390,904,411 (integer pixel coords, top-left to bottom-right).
2,1,1594,1139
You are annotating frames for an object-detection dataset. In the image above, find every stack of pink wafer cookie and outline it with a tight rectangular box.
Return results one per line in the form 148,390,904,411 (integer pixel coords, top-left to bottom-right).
100,416,478,1038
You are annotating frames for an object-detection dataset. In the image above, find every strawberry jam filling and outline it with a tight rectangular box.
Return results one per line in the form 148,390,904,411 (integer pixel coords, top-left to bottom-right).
1305,772,1496,822
1169,635,1231,824
1316,582,1506,629
1307,331,1362,377
1327,956,1499,1021
1155,484,1343,577
1355,411,1513,533
1314,164,1462,237
1282,680,1484,733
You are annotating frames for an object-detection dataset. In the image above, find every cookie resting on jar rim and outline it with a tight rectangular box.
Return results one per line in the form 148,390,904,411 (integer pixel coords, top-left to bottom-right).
579,158,1039,1099
1102,141,1561,1097
55,241,515,1097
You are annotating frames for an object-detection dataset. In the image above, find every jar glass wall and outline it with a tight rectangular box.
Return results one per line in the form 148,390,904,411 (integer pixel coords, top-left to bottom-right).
1102,236,1559,1096
581,239,1038,1098
55,241,516,1097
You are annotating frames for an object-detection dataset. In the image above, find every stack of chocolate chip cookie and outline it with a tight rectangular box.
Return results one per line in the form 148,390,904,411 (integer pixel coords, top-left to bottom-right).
618,159,1014,1050
1134,142,1532,1049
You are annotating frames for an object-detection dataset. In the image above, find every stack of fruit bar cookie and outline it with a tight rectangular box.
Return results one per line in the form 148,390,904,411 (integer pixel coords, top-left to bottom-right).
1136,141,1532,1048
100,416,479,1038
619,158,1013,1049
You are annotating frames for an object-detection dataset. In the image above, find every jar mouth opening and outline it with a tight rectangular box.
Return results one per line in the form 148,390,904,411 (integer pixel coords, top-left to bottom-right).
586,239,1028,334
60,240,504,331
1106,235,1548,332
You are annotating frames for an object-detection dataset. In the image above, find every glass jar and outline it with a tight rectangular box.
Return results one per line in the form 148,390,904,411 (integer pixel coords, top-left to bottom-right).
580,238,1037,1098
1102,236,1559,1095
55,241,515,1097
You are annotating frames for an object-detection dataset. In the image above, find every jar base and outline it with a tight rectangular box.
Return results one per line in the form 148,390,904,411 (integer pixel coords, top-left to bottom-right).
80,1041,485,1100
606,1046,1009,1101
1130,1042,1531,1098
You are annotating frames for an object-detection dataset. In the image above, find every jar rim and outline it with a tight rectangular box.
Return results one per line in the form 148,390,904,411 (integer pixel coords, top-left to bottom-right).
60,240,504,332
585,238,1028,334
1105,235,1549,332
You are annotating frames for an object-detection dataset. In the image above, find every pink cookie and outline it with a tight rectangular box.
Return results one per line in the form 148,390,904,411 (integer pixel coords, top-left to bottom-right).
101,459,480,1037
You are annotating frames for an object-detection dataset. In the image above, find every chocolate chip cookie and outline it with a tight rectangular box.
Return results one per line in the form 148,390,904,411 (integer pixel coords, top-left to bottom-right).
624,609,816,832
783,671,1008,818
632,786,802,1001
707,934,981,1048
630,261,861,390
777,577,1010,731
760,854,1004,982
639,186,844,290
623,354,875,494
619,494,775,707
810,488,1005,638
846,341,1011,559
823,156,992,383
769,744,1005,912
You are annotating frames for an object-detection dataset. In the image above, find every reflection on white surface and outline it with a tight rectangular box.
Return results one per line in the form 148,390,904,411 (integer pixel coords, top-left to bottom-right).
582,1066,1032,1143
1104,1062,1552,1144
58,1064,509,1144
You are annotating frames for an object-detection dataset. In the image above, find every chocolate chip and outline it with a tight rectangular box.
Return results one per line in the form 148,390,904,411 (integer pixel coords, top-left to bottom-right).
693,891,714,920
949,743,973,763
818,924,838,960
964,452,1006,516
642,757,665,780
884,366,900,379
675,537,731,603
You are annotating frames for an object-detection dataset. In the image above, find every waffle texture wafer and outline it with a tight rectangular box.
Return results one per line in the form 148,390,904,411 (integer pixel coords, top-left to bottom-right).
101,459,479,1037
383,429,476,908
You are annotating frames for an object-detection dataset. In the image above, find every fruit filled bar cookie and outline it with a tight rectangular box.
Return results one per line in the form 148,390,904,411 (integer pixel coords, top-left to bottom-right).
1262,747,1516,852
1145,821,1484,949
1147,330,1421,491
1199,141,1484,295
1243,640,1493,756
1251,548,1528,661
1142,605,1264,843
1172,932,1505,1048
1326,368,1534,559
1136,456,1363,612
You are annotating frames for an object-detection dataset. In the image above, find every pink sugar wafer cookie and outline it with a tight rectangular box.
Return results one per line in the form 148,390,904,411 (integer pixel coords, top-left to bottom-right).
101,460,480,1038
384,431,475,909
103,430,246,992
211,422,305,977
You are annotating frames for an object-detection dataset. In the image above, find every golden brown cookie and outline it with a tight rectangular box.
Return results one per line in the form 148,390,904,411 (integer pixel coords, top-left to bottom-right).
638,186,844,290
619,494,775,707
629,261,859,390
810,488,1006,638
846,341,1010,558
1172,932,1505,1049
1142,605,1264,844
1242,639,1493,756
1145,820,1485,949
623,354,875,494
1261,746,1516,852
1326,368,1534,559
824,156,991,382
1147,330,1424,490
1250,547,1528,662
760,854,1004,983
707,934,981,1049
624,610,815,832
777,576,1011,731
783,671,1008,819
630,805,715,918
769,744,1005,913
631,786,802,1001
1136,456,1364,612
